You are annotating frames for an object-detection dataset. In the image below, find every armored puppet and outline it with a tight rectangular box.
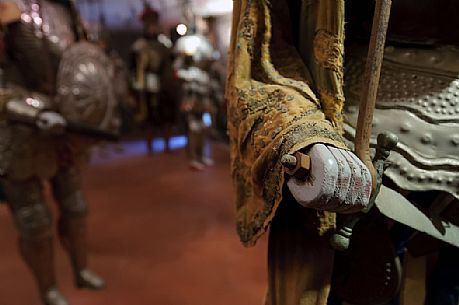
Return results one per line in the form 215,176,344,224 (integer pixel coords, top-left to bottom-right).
175,33,215,170
130,3,176,154
0,0,117,304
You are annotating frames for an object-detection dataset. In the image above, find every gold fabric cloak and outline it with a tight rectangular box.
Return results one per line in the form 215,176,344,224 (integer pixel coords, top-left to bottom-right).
226,0,348,246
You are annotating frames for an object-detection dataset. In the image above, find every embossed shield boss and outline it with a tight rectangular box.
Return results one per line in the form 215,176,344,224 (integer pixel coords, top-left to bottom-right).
56,41,116,130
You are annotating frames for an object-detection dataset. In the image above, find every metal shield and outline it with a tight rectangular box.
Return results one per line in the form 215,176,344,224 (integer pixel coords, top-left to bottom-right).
56,41,116,130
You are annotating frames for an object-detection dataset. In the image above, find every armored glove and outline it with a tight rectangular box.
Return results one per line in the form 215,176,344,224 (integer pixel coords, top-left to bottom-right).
36,111,67,135
287,144,372,213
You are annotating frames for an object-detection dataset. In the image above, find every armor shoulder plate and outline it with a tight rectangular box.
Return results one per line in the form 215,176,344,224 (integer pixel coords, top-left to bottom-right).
344,45,459,198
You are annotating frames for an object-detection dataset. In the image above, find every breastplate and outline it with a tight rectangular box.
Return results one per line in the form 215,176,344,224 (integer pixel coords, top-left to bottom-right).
142,41,165,73
6,0,76,94
343,45,459,199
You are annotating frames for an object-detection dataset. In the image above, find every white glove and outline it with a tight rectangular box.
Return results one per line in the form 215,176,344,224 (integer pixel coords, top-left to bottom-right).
287,144,372,213
36,111,67,135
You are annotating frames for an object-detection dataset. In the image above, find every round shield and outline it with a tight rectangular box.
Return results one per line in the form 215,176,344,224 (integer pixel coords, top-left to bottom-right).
56,41,116,130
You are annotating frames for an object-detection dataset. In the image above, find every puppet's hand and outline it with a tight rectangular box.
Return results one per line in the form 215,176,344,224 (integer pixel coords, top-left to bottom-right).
36,111,67,135
286,144,372,213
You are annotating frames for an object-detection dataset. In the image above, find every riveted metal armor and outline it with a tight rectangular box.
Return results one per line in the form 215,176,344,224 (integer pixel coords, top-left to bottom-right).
335,2,459,304
1,0,77,180
344,46,459,199
1,0,116,180
343,0,459,200
0,1,107,303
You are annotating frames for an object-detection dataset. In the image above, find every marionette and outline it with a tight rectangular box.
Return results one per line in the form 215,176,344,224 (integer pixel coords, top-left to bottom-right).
130,2,176,154
0,1,118,304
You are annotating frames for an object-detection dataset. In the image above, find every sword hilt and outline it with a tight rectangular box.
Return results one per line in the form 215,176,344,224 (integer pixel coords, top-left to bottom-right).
368,132,398,213
374,132,398,167
330,132,398,251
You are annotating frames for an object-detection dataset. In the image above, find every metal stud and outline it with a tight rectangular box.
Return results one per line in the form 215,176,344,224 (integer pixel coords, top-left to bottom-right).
421,134,433,144
451,136,459,146
400,123,411,133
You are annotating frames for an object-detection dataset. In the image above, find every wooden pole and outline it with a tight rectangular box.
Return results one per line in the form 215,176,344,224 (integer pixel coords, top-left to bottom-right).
354,0,392,193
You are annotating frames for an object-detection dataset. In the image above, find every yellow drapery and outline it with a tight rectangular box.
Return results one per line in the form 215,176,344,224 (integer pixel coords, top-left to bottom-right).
225,0,348,246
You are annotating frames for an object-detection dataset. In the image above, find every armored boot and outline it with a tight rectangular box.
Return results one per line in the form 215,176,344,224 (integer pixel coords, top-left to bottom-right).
20,235,70,305
58,216,105,290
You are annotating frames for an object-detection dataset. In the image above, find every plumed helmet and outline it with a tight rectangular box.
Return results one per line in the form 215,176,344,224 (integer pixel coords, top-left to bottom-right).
140,1,159,23
174,34,215,62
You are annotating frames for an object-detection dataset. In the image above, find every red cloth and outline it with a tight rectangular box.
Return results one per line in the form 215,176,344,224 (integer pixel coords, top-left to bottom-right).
140,5,159,22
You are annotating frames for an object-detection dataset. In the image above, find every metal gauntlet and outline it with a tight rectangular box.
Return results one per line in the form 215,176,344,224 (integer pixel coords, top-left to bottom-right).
2,90,52,124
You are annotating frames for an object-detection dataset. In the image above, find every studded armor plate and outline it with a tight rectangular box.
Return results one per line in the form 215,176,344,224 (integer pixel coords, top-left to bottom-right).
343,45,459,199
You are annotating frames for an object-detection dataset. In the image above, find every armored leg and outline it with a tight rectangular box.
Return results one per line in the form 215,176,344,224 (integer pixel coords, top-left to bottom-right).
187,114,206,169
145,92,157,155
189,128,204,162
146,128,154,155
0,177,69,305
51,168,105,290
